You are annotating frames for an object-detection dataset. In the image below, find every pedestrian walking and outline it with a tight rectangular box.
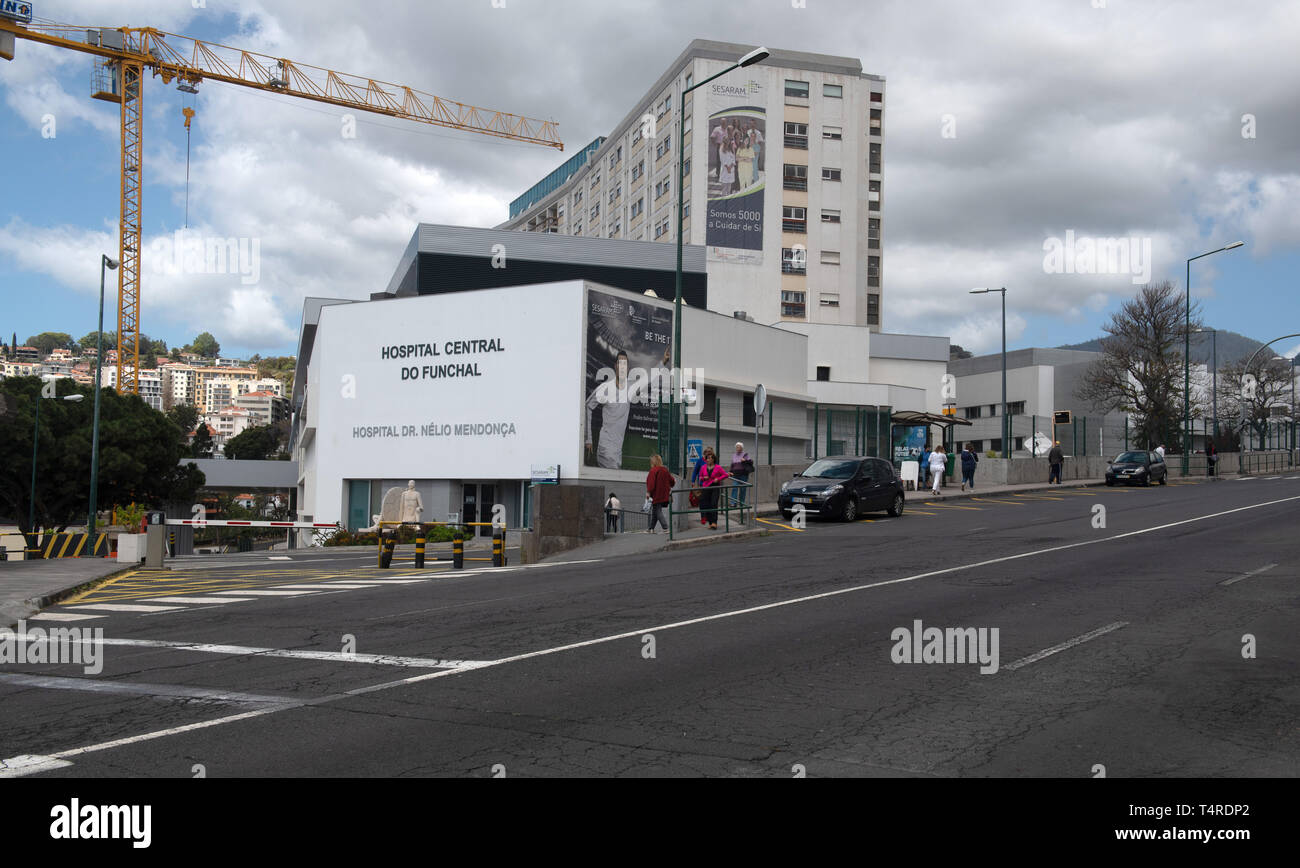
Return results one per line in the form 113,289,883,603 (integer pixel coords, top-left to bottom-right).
645,454,675,534
920,443,932,488
1155,444,1166,463
1206,441,1218,477
729,441,754,522
1048,440,1064,484
697,447,730,530
929,445,947,496
604,492,621,532
960,442,979,491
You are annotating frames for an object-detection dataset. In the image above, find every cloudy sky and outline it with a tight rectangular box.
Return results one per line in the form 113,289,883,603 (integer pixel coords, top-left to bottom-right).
2,0,1298,361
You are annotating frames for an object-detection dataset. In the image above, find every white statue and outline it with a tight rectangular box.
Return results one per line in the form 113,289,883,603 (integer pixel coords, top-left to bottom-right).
399,479,423,524
360,514,381,532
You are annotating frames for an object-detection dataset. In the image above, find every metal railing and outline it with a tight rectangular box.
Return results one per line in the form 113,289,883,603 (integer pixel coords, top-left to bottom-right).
667,479,754,540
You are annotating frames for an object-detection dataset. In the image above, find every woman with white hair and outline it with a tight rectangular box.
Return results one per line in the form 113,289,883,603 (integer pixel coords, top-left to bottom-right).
729,441,754,522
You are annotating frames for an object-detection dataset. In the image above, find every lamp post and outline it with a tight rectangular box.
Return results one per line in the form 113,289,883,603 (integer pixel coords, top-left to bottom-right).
1185,242,1243,474
673,45,768,475
970,287,1008,458
89,254,120,534
29,382,84,548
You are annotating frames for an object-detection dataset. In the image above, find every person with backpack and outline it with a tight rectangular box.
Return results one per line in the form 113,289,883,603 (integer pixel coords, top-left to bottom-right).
960,442,979,491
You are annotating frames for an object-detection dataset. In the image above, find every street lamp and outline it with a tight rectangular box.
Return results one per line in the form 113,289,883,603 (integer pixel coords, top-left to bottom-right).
1194,327,1216,449
1184,242,1243,474
672,45,768,475
29,382,84,550
970,287,1008,458
88,254,120,535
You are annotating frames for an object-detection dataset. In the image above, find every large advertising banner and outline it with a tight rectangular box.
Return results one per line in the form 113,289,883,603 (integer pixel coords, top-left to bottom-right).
314,284,584,486
705,79,766,265
583,287,673,472
892,424,929,466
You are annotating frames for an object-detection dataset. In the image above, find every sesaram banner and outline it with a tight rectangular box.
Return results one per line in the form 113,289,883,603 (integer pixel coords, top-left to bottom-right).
705,78,765,265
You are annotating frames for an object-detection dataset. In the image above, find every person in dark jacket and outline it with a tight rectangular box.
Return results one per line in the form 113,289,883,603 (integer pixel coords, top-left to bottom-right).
1206,441,1218,477
960,442,979,491
645,454,675,533
1048,441,1064,484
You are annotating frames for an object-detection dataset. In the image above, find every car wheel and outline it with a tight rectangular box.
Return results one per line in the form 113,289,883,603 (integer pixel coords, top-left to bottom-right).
1105,479,1115,487
1142,476,1151,487
887,493,904,517
1159,472,1167,485
781,510,794,521
842,497,858,522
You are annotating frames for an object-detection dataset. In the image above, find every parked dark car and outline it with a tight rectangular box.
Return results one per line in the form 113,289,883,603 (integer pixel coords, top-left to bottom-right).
1105,450,1168,486
779,456,906,521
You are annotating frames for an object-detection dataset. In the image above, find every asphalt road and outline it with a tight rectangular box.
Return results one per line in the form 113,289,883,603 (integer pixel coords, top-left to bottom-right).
2,475,1298,778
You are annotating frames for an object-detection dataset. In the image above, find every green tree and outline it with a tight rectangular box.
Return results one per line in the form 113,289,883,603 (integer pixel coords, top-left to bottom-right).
188,332,221,358
79,330,116,352
0,376,201,533
223,424,282,460
191,424,215,459
166,403,200,433
24,332,76,356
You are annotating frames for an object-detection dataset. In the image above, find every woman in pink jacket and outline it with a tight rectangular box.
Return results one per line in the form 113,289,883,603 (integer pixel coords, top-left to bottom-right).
697,447,730,530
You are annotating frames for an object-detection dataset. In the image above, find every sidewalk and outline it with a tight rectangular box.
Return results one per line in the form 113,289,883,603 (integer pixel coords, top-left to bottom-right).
0,558,132,628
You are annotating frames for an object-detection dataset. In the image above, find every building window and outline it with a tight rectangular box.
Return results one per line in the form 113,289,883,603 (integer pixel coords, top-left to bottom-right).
868,217,881,249
657,95,672,119
631,198,644,218
683,115,692,135
655,177,671,199
821,209,841,224
867,293,880,325
783,163,808,191
870,91,883,102
590,204,600,219
632,160,643,180
819,294,840,308
821,250,840,265
685,72,694,88
867,254,880,287
869,143,881,174
683,158,691,176
782,206,807,233
963,406,983,419
683,203,690,218
574,223,582,236
823,125,842,141
574,189,583,205
784,122,808,149
700,385,716,421
987,404,998,416
869,199,881,211
785,80,809,98
656,137,672,160
870,108,882,135
632,126,642,144
1006,401,1026,415
781,247,807,274
781,290,807,318
823,83,843,98
816,365,831,380
822,167,841,182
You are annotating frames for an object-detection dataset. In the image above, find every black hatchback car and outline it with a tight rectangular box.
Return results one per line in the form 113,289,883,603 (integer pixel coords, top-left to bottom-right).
779,456,906,521
1105,450,1168,486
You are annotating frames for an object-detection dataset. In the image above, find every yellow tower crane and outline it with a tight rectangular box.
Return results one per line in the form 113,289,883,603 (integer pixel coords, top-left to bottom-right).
0,15,563,394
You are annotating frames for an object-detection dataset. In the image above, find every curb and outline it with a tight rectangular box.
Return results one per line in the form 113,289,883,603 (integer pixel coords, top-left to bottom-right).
664,527,769,550
1,564,135,630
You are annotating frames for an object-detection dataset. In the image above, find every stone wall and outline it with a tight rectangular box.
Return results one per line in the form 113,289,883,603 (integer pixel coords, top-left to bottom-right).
520,483,606,563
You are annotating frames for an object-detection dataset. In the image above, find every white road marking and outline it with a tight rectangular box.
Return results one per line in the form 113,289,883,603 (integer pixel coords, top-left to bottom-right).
1220,563,1279,586
268,556,291,560
1236,476,1256,480
13,495,1300,776
1263,476,1282,480
271,583,382,590
66,603,186,613
211,590,317,597
25,612,104,622
41,637,485,669
0,755,73,778
326,579,425,585
141,596,255,604
0,672,294,705
1002,622,1130,672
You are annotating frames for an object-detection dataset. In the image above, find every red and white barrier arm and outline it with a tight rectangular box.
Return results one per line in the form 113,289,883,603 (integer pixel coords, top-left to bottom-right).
165,519,340,528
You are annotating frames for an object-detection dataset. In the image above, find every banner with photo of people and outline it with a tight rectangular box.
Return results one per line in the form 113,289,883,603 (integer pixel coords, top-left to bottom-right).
583,288,674,472
705,81,766,265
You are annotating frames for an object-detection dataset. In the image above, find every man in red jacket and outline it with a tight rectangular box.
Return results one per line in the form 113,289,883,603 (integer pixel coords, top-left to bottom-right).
645,453,675,533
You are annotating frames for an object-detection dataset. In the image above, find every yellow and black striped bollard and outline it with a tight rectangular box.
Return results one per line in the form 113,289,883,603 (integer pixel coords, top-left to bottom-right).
492,529,504,567
453,531,464,570
414,531,425,569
